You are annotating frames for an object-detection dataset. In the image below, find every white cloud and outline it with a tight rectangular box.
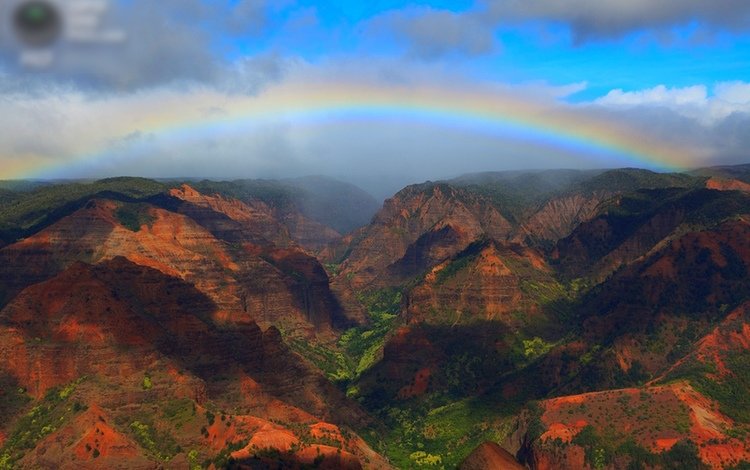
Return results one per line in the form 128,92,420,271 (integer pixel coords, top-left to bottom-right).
594,82,750,124
715,81,750,105
596,85,707,107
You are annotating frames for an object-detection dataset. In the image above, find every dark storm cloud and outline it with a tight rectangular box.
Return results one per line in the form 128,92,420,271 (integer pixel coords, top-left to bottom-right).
485,0,750,41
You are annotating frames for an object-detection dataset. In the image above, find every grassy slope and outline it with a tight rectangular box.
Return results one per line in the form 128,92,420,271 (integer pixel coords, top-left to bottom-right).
0,177,167,244
448,168,703,224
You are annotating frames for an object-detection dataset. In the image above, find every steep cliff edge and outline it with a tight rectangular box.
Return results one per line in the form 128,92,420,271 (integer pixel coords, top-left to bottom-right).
339,182,513,290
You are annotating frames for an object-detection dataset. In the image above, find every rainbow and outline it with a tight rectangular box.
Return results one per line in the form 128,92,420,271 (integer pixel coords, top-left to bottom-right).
5,81,698,179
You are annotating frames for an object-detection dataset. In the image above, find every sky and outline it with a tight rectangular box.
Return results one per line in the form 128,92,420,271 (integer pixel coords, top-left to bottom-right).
0,0,749,190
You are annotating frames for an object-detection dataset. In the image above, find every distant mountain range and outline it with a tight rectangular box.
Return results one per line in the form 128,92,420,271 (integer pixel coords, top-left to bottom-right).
1,165,750,469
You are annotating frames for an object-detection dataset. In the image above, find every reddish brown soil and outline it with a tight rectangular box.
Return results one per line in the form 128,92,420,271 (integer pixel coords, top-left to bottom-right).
706,177,750,193
459,441,524,470
397,367,432,399
17,404,151,470
533,382,750,469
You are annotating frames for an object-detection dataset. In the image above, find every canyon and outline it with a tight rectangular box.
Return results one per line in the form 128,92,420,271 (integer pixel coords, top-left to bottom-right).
1,166,750,469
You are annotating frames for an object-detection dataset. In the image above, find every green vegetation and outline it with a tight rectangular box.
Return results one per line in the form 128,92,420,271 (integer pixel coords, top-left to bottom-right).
205,439,249,468
115,202,156,232
205,410,216,426
286,288,400,388
288,337,353,382
568,426,706,470
129,420,181,461
0,376,31,428
368,396,519,469
409,450,442,466
0,177,167,244
434,251,479,285
187,449,201,470
522,337,554,360
141,374,153,390
579,169,701,195
0,378,86,469
162,398,196,428
670,349,750,423
323,263,341,277
340,294,398,380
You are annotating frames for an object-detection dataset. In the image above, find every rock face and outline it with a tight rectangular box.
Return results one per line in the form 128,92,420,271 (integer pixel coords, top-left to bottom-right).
0,258,340,412
0,183,390,469
706,177,750,193
167,184,342,251
459,441,524,470
0,189,353,334
167,184,295,246
279,211,342,252
515,190,612,245
405,240,550,325
553,187,750,281
505,225,750,469
339,182,513,289
515,215,750,397
0,257,384,469
581,217,750,341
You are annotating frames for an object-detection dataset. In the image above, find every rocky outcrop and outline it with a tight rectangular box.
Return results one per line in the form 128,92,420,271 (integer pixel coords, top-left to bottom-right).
340,183,513,289
553,188,750,281
262,247,350,329
167,184,342,251
459,441,525,470
278,211,342,252
582,217,750,341
166,184,294,247
0,257,350,415
515,191,612,245
0,192,352,334
405,241,550,325
706,177,750,193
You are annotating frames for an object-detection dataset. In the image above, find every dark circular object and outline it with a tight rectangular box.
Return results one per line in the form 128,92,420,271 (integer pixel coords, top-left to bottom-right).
13,0,62,48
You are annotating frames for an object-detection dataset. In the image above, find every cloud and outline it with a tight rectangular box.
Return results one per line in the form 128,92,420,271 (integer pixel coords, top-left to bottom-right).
226,0,270,36
485,0,750,41
596,85,708,107
594,82,750,124
371,8,497,59
218,53,296,94
715,81,750,105
0,0,279,90
0,59,747,183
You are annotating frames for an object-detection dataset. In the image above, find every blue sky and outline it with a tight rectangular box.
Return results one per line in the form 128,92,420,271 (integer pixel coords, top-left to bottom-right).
223,0,750,96
1,0,749,185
